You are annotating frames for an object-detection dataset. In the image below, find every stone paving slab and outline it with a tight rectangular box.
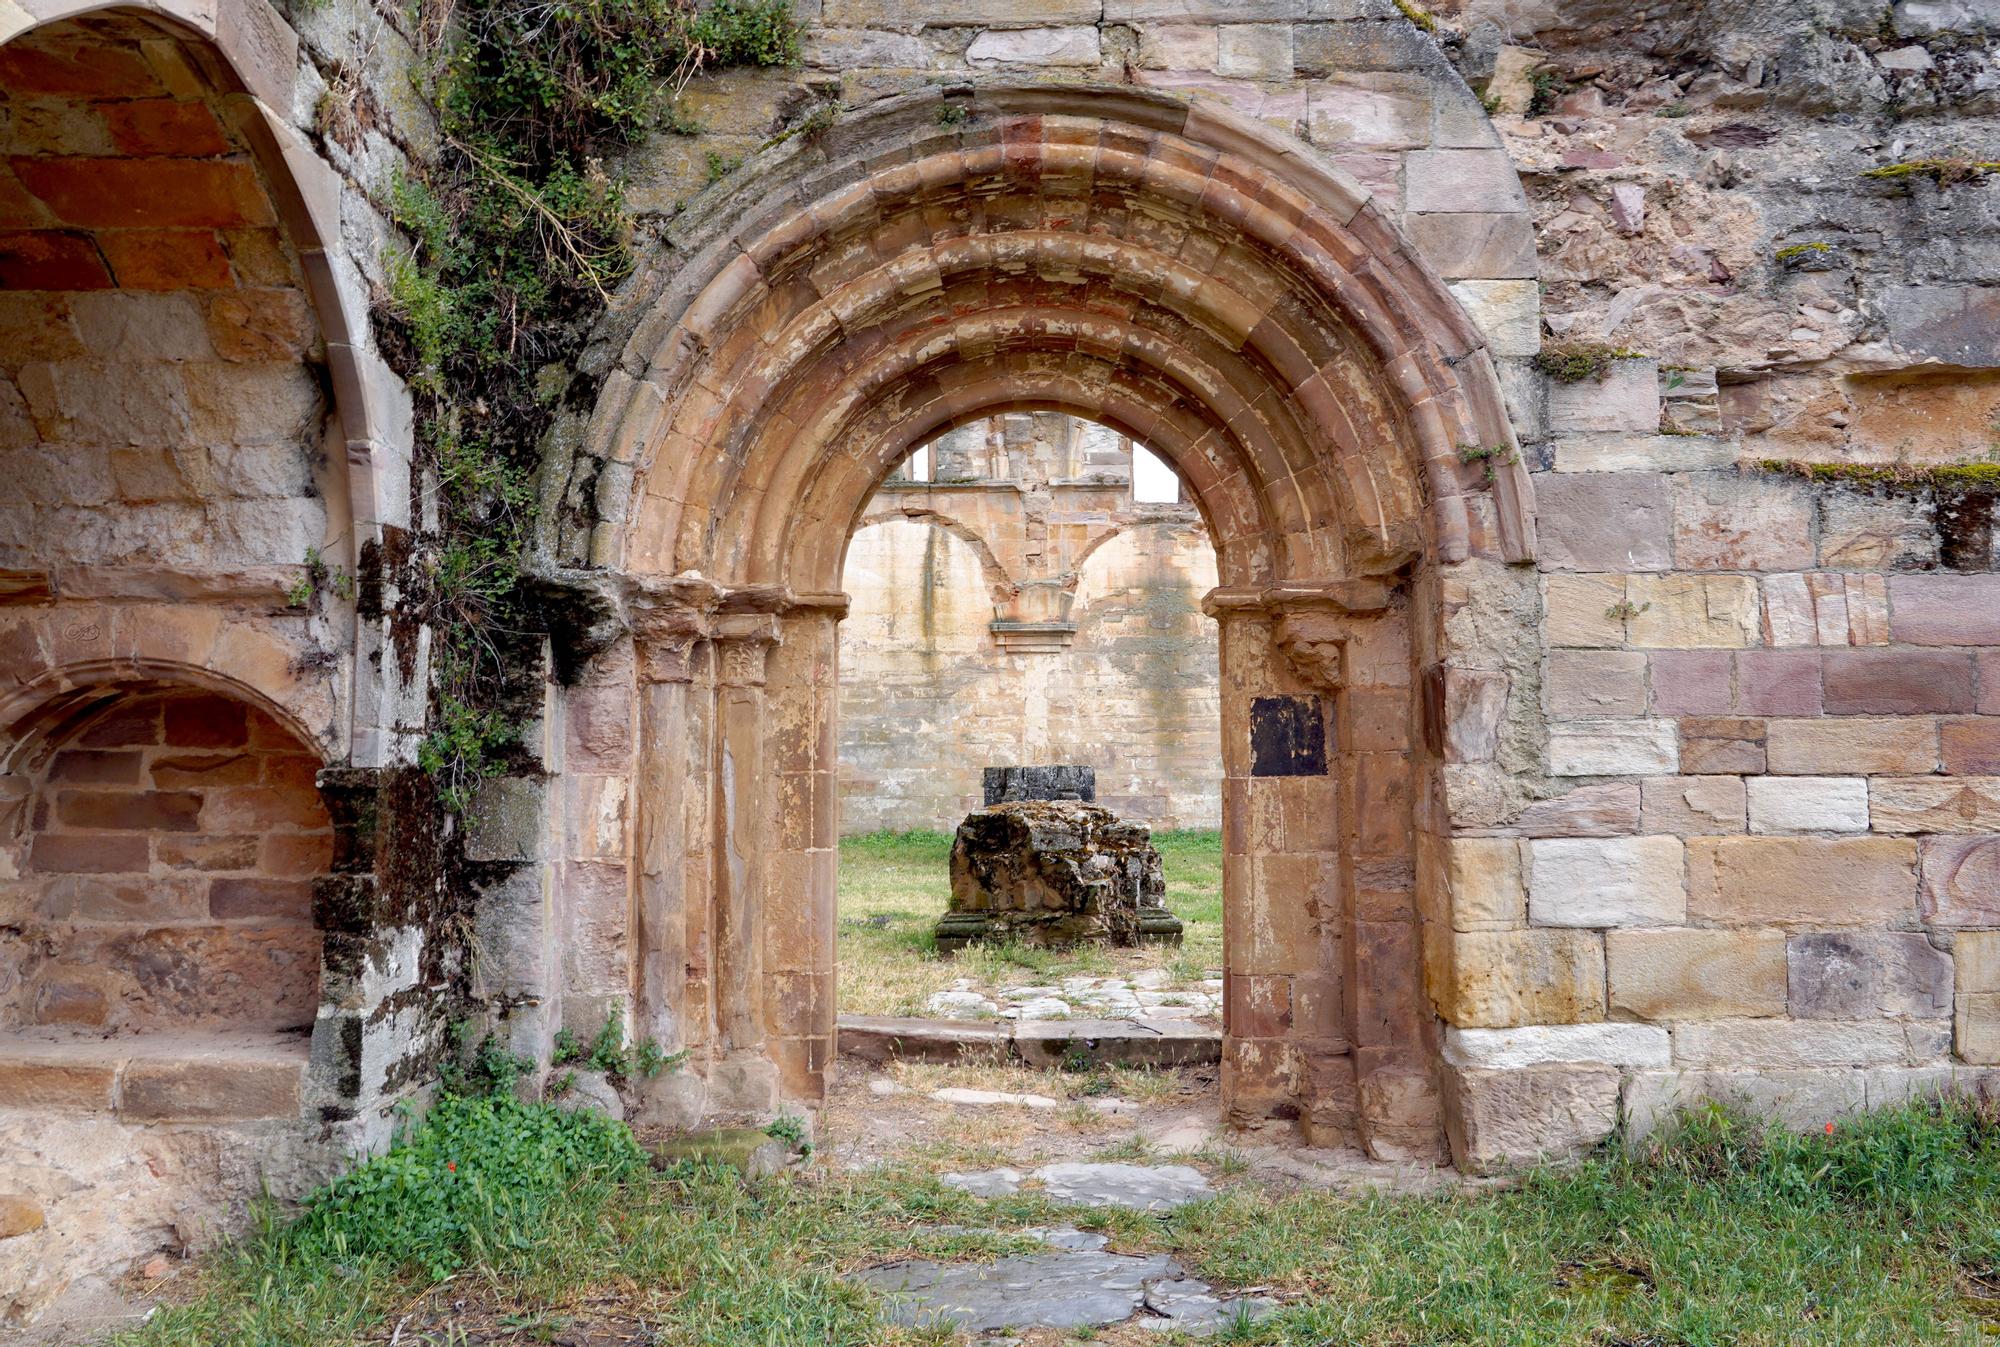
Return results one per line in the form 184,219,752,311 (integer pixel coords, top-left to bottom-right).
941,1162,1215,1211
836,1014,1221,1068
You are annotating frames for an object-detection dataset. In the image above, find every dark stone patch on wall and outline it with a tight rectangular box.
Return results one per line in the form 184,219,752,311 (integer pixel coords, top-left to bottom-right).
1250,696,1328,778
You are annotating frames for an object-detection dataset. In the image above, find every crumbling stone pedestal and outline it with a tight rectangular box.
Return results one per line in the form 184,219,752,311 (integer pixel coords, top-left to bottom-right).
935,799,1183,952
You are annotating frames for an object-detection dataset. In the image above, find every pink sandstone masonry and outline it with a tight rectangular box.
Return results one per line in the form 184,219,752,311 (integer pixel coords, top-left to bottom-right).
3,0,2000,1322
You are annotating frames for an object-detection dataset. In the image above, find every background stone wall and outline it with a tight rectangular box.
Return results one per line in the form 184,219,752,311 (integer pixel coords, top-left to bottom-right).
839,416,1221,833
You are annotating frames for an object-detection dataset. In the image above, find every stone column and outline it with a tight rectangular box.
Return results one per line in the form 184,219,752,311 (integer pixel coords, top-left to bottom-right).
632,598,715,1066
763,597,846,1099
710,612,782,1069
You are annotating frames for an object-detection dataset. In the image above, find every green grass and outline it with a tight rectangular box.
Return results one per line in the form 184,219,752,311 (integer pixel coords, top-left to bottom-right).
835,829,1224,1016
110,1096,2000,1344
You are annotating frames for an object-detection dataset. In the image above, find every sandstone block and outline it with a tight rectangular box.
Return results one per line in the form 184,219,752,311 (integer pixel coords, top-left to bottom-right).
1553,434,1736,474
1679,717,1767,775
1818,489,1939,570
1958,992,2000,1065
1406,212,1536,280
1766,718,1938,775
1447,837,1525,929
1607,928,1787,1021
1958,932,2000,994
1546,358,1659,434
1942,719,2000,775
1623,1069,1867,1137
0,1059,116,1111
965,26,1100,66
1823,650,1975,715
1626,575,1760,648
1686,837,1917,927
1444,1065,1620,1174
1889,575,2000,646
1546,649,1647,717
1735,650,1824,717
1670,1018,1935,1069
1547,717,1679,777
119,1058,301,1121
1405,149,1525,213
1983,655,2000,714
1787,932,1951,1020
1640,775,1746,834
1136,23,1215,69
1427,927,1604,1028
1443,1023,1671,1069
1648,649,1732,716
1670,473,1814,571
1534,474,1670,572
1868,777,2000,834
1514,783,1642,837
1216,24,1291,78
1744,776,1868,834
1528,836,1685,928
1544,574,1627,647
1449,280,1539,357
1919,837,2000,926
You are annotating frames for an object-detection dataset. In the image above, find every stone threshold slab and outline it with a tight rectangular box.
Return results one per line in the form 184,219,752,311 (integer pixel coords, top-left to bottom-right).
836,1014,1221,1069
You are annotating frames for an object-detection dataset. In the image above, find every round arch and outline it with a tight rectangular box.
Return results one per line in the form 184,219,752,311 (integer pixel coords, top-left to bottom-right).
599,84,1524,1157
0,0,402,559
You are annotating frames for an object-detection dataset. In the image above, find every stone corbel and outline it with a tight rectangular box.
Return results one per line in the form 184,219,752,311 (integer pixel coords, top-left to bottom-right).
1201,578,1400,689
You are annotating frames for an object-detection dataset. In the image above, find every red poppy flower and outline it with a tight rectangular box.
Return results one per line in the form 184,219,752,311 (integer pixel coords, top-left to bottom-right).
447,1161,457,1171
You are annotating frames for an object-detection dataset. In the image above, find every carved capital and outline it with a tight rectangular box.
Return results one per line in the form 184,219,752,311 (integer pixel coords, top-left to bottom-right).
713,613,782,688
1201,578,1399,689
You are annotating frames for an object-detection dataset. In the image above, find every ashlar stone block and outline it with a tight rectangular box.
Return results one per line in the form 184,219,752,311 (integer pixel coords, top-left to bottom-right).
1671,1018,1940,1069
1670,472,1815,572
1868,777,2000,834
1626,575,1761,649
1428,927,1604,1028
1535,474,1670,572
1446,837,1525,930
1607,928,1787,1021
1546,649,1647,718
1686,837,1918,927
1744,776,1869,835
1765,718,1939,775
1446,1065,1621,1174
1548,719,1678,776
1443,1023,1671,1070
1788,932,1951,1020
1528,836,1685,928
1640,775,1747,834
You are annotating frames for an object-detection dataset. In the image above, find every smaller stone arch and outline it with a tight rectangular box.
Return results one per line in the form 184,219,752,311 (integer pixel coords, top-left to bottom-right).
852,504,1020,611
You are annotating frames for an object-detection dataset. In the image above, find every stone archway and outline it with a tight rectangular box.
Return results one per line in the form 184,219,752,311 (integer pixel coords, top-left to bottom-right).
591,85,1533,1159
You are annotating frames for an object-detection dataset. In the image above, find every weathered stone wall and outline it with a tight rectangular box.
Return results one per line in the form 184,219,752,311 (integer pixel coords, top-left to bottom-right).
838,415,1222,833
0,688,329,1034
0,0,437,1320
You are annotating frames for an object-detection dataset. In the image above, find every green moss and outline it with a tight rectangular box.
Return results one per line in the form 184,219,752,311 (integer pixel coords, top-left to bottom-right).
383,0,802,812
1533,340,1648,383
1862,158,2000,185
1775,241,1833,262
1754,458,2000,491
1391,0,1436,32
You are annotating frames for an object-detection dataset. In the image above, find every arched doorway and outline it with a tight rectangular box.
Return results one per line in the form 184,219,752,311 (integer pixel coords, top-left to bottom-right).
592,86,1534,1160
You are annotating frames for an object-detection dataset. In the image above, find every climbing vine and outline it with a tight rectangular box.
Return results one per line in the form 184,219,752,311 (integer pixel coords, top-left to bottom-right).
373,0,800,810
